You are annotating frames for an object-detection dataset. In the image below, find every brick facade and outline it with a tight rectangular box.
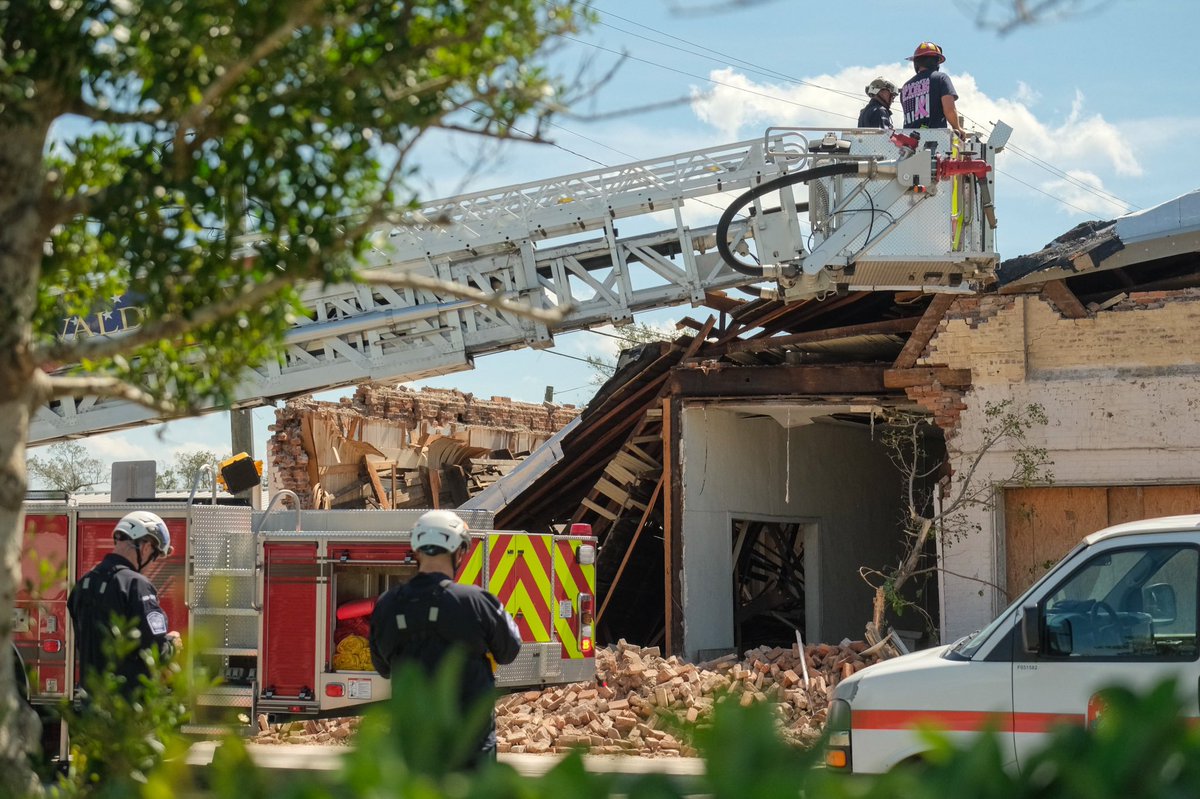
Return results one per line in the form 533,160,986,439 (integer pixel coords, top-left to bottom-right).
913,288,1200,639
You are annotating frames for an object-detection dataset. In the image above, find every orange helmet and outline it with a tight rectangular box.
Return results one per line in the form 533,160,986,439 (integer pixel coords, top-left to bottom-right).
907,41,946,63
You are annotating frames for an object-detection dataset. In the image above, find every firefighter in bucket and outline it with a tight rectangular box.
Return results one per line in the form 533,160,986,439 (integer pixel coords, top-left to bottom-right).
369,510,521,767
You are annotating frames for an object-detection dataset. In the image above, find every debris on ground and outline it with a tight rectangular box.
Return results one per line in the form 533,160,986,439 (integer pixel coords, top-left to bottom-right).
251,638,885,755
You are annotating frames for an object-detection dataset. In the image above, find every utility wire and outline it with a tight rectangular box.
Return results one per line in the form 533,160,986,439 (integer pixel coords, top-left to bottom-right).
561,8,1135,217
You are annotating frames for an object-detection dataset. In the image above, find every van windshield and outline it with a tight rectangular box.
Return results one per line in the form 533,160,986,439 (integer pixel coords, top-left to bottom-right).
949,540,1089,660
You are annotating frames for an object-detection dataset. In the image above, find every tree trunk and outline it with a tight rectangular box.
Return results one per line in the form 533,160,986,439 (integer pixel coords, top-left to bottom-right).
0,120,54,797
0,400,41,799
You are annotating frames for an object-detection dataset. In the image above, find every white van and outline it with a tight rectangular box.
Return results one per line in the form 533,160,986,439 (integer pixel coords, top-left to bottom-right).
824,515,1200,774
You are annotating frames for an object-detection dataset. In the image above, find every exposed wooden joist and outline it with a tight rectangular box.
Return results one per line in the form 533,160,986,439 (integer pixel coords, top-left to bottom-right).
364,459,391,510
1040,279,1090,319
724,317,920,354
883,367,972,389
596,476,664,626
893,294,956,369
668,364,890,397
702,291,743,314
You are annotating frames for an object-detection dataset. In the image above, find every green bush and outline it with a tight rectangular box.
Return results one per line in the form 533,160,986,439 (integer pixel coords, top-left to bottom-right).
34,655,1200,799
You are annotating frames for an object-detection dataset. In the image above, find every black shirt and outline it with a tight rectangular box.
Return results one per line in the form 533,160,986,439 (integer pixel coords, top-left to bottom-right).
858,98,893,129
369,572,521,748
68,553,173,694
901,68,958,128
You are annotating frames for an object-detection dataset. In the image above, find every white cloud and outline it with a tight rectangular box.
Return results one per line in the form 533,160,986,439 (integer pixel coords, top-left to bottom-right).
83,433,152,463
1039,170,1129,217
689,65,1143,219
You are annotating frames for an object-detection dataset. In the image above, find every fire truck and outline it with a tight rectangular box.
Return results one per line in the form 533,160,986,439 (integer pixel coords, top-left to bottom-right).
17,492,596,741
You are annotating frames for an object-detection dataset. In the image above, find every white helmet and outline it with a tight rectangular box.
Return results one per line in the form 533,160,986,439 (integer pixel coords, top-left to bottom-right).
412,510,469,555
114,511,173,557
865,77,898,98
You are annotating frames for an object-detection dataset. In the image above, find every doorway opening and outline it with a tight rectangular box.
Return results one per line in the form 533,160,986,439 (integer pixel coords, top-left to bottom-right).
731,518,814,652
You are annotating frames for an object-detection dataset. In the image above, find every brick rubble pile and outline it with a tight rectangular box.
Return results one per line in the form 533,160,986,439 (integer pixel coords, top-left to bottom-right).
251,639,882,756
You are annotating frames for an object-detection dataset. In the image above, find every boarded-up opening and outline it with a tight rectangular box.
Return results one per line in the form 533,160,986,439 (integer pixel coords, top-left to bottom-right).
1005,485,1200,599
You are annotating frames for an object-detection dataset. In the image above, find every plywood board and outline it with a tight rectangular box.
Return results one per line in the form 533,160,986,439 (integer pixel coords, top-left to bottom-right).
1142,485,1200,518
1005,485,1200,600
1004,487,1107,600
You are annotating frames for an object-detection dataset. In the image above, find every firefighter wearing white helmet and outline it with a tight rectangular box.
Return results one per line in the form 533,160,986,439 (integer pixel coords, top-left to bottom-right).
68,511,182,697
369,510,521,769
858,77,898,129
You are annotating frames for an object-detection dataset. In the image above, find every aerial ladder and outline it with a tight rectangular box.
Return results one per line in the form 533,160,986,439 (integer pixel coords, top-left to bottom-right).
31,123,1011,444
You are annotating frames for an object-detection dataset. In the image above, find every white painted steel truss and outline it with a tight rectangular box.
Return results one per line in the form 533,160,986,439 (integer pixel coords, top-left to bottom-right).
33,127,1002,443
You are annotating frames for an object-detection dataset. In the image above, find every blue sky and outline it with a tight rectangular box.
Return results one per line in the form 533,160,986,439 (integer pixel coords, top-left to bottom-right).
53,0,1200,486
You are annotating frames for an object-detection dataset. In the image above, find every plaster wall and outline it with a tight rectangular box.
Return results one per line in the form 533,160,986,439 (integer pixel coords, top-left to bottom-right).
679,407,905,659
924,291,1200,639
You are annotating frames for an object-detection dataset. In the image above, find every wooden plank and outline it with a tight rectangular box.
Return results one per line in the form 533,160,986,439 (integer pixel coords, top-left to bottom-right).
604,459,639,486
363,458,391,510
669,364,889,397
724,317,920,354
1004,487,1107,600
612,449,654,475
893,294,955,369
662,396,684,655
1107,486,1145,525
597,477,664,626
1142,485,1200,517
702,291,743,314
580,497,619,521
883,367,972,389
1040,279,1090,319
679,315,716,361
624,443,662,470
593,477,631,506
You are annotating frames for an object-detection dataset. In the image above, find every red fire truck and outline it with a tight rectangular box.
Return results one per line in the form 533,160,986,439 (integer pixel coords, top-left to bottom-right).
16,492,596,740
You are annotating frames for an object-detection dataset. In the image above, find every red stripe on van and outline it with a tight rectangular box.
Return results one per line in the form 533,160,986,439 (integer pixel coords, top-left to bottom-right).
853,709,1085,733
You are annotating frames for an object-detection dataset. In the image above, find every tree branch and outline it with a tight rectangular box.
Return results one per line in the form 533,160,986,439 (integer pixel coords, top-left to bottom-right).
37,373,178,416
173,0,324,171
68,97,165,127
356,270,568,325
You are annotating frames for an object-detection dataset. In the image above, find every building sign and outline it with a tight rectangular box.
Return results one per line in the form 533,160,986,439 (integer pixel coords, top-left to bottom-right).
58,294,145,340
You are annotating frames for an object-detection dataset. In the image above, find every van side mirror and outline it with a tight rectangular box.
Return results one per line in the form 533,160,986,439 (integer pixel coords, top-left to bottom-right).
1020,604,1041,654
1144,583,1177,624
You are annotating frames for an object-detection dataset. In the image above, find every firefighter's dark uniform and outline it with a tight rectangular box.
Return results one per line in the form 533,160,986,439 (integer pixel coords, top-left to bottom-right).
369,571,521,762
67,553,174,695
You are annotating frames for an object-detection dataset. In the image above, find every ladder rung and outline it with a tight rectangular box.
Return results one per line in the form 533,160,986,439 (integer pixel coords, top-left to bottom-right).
192,608,259,616
200,568,255,576
203,648,259,657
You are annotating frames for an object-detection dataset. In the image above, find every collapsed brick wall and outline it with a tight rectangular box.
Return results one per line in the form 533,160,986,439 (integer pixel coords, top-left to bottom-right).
268,384,579,506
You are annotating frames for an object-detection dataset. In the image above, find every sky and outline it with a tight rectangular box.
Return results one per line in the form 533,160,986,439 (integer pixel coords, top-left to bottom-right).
44,0,1200,488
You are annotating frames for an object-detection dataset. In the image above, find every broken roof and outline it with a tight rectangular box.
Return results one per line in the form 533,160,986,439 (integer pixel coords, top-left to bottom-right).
999,188,1200,287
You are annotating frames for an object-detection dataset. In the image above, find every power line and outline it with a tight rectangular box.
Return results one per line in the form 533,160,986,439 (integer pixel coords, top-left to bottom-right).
584,6,862,103
559,9,1134,218
995,167,1104,217
555,33,858,122
542,348,598,365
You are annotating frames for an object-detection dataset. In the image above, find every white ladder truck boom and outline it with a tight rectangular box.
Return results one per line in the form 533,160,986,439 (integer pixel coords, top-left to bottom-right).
33,123,1010,444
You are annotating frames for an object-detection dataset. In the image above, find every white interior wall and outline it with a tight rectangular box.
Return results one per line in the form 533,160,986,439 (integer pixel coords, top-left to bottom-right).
679,406,906,659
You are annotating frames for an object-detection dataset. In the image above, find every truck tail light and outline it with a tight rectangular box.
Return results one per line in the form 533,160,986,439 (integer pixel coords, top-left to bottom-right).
326,683,345,698
577,593,594,656
41,640,62,653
